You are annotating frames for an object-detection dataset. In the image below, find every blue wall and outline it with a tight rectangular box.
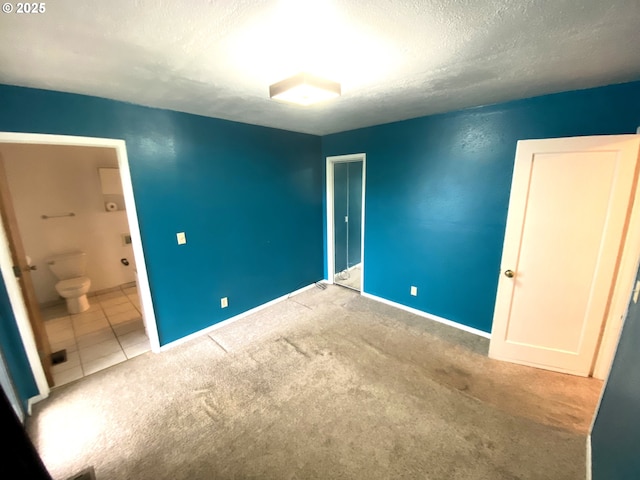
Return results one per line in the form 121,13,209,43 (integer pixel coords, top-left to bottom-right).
592,262,640,479
322,81,640,333
0,85,324,402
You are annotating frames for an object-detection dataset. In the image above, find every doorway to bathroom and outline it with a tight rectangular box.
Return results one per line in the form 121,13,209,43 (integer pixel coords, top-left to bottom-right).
0,132,159,398
326,154,366,292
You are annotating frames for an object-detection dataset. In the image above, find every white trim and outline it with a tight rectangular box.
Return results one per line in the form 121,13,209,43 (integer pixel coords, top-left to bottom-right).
116,144,160,353
586,434,592,480
0,133,130,148
361,291,492,339
325,157,334,284
0,132,161,402
27,393,47,415
326,153,366,291
159,283,320,351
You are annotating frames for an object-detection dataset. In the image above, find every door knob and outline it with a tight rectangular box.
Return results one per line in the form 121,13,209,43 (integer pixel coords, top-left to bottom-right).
504,269,515,278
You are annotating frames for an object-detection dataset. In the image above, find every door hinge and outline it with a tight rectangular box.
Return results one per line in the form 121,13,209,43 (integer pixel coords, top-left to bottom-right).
12,265,21,278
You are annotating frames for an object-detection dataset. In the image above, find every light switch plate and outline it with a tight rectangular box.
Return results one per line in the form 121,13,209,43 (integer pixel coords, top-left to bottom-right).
176,232,186,245
221,297,228,308
410,286,418,296
633,280,640,304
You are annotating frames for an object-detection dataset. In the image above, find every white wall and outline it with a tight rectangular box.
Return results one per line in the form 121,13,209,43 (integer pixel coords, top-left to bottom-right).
1,143,136,304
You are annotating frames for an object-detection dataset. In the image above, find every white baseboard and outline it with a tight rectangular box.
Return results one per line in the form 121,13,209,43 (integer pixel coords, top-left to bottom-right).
28,392,48,414
360,292,491,339
586,434,592,480
159,282,320,352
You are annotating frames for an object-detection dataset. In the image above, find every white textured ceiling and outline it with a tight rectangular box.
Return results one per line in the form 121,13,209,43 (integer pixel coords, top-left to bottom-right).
1,0,639,135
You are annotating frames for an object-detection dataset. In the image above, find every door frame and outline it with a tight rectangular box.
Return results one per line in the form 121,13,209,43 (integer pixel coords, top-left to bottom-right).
0,151,54,387
326,153,366,290
0,132,160,403
489,135,640,378
592,136,640,378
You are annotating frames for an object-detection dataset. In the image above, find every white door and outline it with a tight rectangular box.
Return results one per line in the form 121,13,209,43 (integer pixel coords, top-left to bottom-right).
489,135,640,376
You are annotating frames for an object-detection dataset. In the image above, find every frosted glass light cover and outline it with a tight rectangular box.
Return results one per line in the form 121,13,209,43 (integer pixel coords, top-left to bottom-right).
269,73,341,106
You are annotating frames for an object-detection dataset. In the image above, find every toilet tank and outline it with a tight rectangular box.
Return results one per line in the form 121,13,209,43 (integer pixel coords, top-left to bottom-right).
47,252,87,280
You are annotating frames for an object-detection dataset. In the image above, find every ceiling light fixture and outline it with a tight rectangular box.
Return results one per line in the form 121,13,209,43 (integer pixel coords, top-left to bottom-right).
269,72,341,106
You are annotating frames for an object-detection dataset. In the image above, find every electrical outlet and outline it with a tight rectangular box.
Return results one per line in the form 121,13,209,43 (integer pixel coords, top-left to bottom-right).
410,286,418,296
221,297,228,308
176,232,186,245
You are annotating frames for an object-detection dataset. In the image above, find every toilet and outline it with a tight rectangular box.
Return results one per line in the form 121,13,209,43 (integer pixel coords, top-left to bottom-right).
47,252,91,314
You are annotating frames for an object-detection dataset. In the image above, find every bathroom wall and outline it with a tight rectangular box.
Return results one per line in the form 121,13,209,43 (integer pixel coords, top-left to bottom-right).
1,143,136,304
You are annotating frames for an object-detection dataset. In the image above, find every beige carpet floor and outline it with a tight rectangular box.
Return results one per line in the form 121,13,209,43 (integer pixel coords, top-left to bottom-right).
26,285,602,480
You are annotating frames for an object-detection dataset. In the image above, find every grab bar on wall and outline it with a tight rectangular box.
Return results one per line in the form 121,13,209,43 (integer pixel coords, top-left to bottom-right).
41,212,75,220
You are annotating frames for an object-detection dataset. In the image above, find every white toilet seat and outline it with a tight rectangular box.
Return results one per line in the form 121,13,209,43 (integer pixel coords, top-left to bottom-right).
56,276,90,296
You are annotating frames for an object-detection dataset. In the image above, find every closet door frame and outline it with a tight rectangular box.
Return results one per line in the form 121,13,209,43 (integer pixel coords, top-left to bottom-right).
325,153,366,290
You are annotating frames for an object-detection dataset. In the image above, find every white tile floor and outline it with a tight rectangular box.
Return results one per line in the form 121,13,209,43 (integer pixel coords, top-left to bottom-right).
42,284,150,387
